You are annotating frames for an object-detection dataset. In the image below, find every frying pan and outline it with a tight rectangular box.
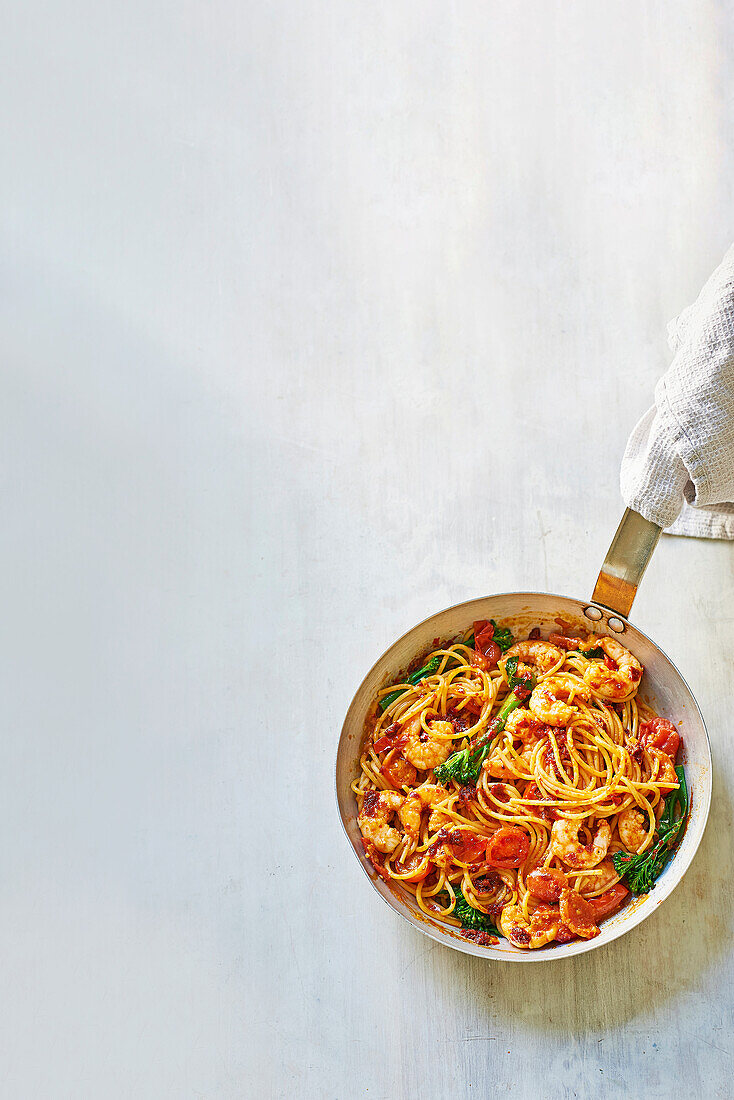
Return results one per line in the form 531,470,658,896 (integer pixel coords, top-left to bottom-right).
336,509,712,960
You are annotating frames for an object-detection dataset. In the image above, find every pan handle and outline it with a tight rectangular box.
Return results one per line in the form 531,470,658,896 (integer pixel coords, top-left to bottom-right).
591,508,662,618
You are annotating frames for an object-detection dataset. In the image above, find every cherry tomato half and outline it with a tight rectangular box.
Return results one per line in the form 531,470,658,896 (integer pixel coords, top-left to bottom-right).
526,866,566,903
473,620,501,670
380,754,417,789
640,718,680,759
485,826,530,869
588,883,629,921
445,828,487,864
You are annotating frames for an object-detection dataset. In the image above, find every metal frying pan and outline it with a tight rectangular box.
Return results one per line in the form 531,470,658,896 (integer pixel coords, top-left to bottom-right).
335,509,712,961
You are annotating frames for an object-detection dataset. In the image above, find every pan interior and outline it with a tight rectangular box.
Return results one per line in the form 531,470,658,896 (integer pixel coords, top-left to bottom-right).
336,592,711,961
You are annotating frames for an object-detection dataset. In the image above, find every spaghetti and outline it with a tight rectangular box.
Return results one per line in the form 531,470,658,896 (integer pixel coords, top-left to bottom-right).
352,620,686,949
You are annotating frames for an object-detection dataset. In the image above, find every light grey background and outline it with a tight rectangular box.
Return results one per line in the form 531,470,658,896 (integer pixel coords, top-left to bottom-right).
2,2,733,1098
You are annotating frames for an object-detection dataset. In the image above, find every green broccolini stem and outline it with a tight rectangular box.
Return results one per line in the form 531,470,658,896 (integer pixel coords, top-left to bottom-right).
379,655,442,713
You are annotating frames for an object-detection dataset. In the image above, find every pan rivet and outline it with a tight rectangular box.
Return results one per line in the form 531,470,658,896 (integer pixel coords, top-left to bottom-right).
608,617,625,633
584,606,603,621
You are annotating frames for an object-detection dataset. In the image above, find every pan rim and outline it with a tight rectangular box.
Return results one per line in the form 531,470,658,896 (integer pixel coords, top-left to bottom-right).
335,589,712,962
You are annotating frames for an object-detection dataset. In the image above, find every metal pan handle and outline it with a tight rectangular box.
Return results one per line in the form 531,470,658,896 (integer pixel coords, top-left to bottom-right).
591,508,662,618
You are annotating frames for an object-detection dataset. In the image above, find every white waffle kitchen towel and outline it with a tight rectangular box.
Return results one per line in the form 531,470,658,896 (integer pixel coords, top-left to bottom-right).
621,244,734,538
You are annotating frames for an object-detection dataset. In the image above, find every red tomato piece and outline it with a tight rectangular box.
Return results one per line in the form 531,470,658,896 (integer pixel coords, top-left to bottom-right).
485,826,530,869
559,887,600,939
640,718,680,759
473,619,494,643
526,867,567,903
373,726,409,753
445,829,487,864
473,620,500,670
588,884,629,921
381,755,417,789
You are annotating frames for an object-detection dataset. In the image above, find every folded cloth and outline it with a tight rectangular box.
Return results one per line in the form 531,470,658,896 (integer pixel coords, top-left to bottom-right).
621,243,734,538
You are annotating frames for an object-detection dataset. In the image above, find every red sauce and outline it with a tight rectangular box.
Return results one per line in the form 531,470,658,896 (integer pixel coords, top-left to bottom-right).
542,737,571,780
461,929,498,946
473,872,502,893
362,791,380,818
555,924,576,944
446,707,474,735
373,724,408,753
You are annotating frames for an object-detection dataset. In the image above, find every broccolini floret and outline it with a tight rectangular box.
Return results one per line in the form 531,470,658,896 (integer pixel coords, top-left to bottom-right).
452,886,500,934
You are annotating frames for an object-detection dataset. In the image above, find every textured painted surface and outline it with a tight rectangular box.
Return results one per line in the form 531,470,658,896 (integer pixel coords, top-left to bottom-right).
2,2,734,1097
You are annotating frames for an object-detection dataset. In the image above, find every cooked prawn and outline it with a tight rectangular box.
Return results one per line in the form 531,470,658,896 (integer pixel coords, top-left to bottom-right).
550,817,611,869
583,636,643,701
402,716,454,771
485,749,518,780
499,903,560,949
505,640,563,675
496,735,549,781
484,709,546,778
485,738,538,780
646,747,678,796
529,674,591,727
398,784,451,838
358,790,404,854
559,887,600,939
504,709,547,739
617,807,650,853
574,858,619,896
